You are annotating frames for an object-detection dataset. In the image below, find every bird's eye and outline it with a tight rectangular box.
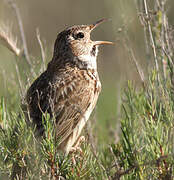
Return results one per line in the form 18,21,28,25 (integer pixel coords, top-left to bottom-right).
75,32,84,39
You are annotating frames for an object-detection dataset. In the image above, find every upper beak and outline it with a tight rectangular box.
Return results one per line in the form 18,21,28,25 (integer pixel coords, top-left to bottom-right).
89,18,108,31
89,18,114,45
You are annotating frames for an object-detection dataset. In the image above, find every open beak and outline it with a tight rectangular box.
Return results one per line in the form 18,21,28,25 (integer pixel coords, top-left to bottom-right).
89,18,114,45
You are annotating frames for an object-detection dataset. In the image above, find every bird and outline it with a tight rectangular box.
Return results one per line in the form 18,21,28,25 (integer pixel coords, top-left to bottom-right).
25,19,113,154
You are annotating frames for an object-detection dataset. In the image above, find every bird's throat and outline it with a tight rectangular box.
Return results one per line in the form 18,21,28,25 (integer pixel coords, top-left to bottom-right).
76,53,97,70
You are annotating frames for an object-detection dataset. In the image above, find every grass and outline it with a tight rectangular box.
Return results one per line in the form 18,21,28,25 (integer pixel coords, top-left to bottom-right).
1,0,174,179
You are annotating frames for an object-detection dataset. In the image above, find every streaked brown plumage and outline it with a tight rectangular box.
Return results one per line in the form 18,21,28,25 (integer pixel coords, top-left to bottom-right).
26,19,113,154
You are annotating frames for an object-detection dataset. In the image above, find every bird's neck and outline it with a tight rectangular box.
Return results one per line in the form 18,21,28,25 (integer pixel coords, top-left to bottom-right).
47,49,98,72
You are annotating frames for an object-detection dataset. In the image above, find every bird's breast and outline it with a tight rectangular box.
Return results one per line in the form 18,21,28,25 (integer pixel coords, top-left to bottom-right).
62,69,101,153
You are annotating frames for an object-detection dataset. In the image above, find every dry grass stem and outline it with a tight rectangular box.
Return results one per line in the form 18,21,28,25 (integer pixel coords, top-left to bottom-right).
5,0,31,66
36,28,46,71
0,23,21,56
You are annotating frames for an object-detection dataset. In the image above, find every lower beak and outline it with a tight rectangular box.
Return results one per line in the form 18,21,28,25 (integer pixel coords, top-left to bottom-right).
94,41,114,45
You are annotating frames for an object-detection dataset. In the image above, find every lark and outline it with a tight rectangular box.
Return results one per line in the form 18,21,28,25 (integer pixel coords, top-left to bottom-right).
26,19,113,154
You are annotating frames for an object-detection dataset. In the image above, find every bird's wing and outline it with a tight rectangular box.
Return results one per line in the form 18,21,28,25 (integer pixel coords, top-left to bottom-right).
52,69,98,145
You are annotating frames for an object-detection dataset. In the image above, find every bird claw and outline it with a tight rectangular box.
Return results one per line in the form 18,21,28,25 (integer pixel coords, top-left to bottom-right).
74,136,85,148
69,136,85,164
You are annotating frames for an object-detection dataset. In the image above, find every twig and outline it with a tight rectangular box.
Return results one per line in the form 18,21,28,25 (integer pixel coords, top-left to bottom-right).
15,62,24,97
122,33,145,85
143,0,159,80
130,49,145,84
160,0,167,79
112,166,135,180
135,1,150,58
160,39,174,67
111,155,169,180
36,28,46,71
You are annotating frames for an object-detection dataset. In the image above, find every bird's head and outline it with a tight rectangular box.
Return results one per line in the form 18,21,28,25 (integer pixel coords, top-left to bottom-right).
53,19,113,69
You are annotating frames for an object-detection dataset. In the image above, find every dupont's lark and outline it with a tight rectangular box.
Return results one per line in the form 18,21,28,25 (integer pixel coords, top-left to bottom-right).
26,19,113,154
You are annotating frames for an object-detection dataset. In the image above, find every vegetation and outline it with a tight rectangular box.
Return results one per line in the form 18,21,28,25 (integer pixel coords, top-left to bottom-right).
0,0,174,179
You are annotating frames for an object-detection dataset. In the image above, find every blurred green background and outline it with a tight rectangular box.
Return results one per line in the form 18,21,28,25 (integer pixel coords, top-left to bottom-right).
0,0,174,143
